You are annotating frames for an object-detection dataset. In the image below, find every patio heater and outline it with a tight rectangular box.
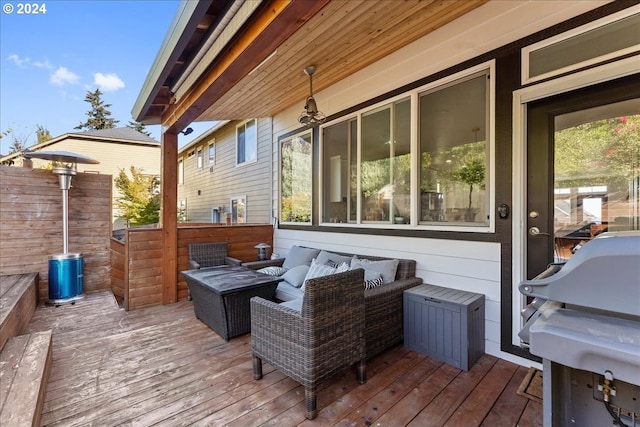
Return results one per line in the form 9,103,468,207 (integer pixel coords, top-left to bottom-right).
25,150,99,305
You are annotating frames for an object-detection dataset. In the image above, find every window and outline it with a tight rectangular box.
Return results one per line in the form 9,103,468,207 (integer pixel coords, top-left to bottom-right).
522,9,640,84
196,148,203,170
208,141,216,165
178,159,184,185
319,63,492,230
236,119,257,165
280,131,312,224
321,120,356,223
361,98,411,224
178,199,187,222
230,196,246,224
419,70,489,226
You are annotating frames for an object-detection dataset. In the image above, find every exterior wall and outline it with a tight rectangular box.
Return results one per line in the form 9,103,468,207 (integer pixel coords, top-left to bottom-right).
272,230,504,359
270,1,624,367
26,137,161,230
178,119,272,224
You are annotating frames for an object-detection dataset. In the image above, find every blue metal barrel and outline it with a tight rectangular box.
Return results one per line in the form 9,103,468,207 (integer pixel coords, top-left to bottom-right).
48,253,84,304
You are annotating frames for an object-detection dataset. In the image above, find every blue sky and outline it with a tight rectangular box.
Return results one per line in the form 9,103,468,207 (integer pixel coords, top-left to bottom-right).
0,0,211,155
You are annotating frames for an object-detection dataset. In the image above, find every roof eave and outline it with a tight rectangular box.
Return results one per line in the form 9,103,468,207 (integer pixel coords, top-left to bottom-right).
131,1,212,124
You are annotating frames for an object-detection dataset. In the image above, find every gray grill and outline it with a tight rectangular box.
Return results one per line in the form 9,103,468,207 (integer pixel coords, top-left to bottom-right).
519,231,640,427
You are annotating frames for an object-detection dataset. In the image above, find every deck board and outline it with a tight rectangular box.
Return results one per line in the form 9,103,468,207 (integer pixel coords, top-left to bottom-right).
26,291,541,426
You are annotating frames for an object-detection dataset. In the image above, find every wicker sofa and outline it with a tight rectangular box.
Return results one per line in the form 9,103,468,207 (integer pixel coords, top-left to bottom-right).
244,247,423,360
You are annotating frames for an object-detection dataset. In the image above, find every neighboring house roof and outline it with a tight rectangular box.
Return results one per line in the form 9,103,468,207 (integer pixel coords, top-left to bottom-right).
73,127,159,144
0,127,159,163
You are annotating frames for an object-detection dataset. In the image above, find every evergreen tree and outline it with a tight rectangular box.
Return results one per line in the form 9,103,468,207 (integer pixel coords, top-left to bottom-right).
36,125,51,143
126,120,151,137
75,89,119,130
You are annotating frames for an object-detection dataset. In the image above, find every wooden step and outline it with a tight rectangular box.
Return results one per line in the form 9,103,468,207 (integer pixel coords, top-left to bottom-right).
0,330,53,427
0,273,39,352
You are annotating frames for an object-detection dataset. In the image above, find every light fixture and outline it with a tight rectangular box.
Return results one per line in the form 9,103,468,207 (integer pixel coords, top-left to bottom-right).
180,127,193,136
298,65,326,126
254,243,271,261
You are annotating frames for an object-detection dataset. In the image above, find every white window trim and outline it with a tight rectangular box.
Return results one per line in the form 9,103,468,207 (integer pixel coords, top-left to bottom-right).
521,6,640,85
318,60,496,233
236,119,258,167
279,130,313,226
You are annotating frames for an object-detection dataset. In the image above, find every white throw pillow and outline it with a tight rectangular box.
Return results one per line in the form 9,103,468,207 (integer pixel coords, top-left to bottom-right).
301,259,350,291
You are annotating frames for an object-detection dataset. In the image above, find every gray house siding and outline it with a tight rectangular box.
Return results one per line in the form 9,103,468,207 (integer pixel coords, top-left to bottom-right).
178,118,272,224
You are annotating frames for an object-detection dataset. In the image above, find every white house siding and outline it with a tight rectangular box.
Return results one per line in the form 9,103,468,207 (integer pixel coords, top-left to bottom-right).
178,118,272,224
272,229,503,358
27,138,160,230
270,1,611,368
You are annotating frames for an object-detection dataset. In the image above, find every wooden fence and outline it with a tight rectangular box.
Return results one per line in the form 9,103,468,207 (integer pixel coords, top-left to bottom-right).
110,224,274,310
0,166,112,300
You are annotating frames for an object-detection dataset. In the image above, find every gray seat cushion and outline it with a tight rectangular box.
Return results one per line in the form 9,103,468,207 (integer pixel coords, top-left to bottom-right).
275,281,303,301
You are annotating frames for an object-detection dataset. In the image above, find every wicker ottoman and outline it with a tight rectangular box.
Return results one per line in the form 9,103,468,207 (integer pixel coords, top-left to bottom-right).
181,265,281,340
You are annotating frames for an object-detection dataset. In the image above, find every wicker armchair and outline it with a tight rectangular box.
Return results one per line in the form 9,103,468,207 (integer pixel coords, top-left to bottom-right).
250,268,366,420
187,242,241,269
186,242,242,299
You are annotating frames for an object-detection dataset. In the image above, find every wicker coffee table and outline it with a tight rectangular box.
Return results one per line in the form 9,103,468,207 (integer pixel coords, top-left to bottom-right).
181,265,281,340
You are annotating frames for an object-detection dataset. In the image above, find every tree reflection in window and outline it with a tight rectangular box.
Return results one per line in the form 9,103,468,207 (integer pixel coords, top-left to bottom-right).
280,132,312,223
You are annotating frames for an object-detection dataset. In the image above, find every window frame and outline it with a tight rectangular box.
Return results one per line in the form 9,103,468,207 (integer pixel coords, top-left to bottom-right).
318,60,495,233
521,7,640,85
236,119,258,166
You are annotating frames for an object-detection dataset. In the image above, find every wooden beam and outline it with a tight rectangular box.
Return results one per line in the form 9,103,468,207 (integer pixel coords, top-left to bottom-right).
161,0,330,133
160,132,178,304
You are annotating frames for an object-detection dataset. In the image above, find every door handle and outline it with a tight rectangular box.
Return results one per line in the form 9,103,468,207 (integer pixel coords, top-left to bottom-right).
528,227,549,236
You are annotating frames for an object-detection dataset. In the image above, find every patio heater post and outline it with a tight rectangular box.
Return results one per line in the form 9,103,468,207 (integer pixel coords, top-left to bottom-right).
54,165,75,253
25,150,99,306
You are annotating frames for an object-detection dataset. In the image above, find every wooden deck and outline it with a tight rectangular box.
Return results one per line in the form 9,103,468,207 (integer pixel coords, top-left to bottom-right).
27,291,542,426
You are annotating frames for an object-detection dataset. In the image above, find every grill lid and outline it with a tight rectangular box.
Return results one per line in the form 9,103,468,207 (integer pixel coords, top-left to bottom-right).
519,231,640,317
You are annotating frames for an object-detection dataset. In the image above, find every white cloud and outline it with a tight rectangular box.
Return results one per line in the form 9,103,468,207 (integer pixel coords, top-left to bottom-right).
93,73,125,92
8,54,30,67
50,67,80,86
33,59,54,69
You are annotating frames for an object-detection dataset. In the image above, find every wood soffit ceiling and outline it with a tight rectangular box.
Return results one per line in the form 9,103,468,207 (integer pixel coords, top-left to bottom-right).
150,0,489,127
